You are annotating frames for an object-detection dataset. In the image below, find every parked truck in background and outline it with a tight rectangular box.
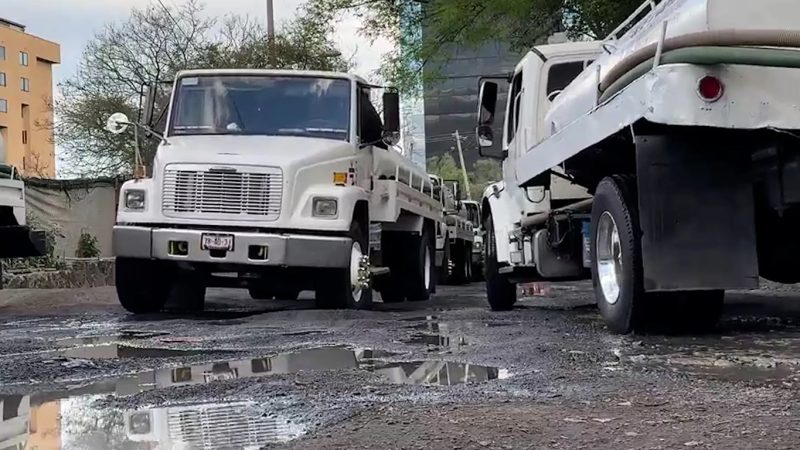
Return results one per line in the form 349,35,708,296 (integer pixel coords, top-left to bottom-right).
460,200,484,281
107,69,443,313
477,0,800,333
0,164,46,286
429,175,474,285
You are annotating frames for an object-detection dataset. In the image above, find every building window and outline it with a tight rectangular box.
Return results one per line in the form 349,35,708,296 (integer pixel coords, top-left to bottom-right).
22,130,28,145
0,99,7,113
0,46,5,61
0,72,5,87
20,77,29,92
20,51,28,67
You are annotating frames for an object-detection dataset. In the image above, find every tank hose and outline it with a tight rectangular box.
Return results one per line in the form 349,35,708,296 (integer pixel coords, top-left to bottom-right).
600,29,800,94
599,45,800,103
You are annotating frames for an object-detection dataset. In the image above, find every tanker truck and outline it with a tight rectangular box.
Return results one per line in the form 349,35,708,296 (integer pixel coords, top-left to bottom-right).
106,69,444,312
477,0,800,333
0,164,46,286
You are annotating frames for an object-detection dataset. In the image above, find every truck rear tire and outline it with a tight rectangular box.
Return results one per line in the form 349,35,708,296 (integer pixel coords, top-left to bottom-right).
451,241,470,284
407,226,436,302
484,215,517,311
591,175,647,334
438,236,452,285
315,223,373,310
116,258,169,314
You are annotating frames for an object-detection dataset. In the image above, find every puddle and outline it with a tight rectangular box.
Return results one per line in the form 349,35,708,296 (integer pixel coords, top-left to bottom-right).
624,333,800,385
61,344,209,360
57,330,171,347
0,346,507,448
0,394,304,450
405,333,468,352
281,330,330,337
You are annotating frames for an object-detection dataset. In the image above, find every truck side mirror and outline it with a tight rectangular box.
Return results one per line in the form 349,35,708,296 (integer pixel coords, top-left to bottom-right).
476,81,498,148
141,83,157,128
383,91,400,134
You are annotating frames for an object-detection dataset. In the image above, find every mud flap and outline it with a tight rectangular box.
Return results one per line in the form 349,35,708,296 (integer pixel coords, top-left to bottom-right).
0,227,47,258
635,133,758,292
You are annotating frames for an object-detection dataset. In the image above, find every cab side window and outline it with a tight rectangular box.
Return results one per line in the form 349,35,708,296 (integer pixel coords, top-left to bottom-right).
506,72,524,145
357,85,386,149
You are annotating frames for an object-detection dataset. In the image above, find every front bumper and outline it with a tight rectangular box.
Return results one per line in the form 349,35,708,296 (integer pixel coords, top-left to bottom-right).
114,226,352,268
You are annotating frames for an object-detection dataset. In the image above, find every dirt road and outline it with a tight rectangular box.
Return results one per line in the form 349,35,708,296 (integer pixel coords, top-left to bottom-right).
1,283,799,449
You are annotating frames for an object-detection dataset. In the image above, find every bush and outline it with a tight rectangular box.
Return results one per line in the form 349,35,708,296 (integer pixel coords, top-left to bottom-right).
76,231,101,258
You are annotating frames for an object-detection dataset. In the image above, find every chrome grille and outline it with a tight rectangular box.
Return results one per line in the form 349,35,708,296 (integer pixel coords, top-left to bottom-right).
162,165,282,220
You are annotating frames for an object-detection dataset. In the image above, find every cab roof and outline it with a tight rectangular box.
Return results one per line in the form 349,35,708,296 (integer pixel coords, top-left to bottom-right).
175,69,370,85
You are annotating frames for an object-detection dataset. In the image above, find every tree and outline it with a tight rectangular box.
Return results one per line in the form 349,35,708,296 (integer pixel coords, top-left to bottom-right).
469,159,502,197
307,0,644,94
58,0,352,178
427,154,502,199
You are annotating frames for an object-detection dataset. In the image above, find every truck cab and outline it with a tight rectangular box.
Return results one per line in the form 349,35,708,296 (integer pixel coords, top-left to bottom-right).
476,42,601,309
429,175,474,284
460,199,484,280
0,165,46,269
109,69,442,313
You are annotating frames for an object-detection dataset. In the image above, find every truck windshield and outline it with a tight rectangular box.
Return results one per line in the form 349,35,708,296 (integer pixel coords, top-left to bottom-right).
169,75,351,140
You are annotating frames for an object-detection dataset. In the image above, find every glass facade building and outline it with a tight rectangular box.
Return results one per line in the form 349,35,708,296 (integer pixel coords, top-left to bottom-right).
423,42,520,167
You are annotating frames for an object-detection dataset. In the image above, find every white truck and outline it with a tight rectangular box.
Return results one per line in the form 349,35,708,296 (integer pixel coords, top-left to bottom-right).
429,176,474,284
106,69,443,313
0,164,46,283
461,199,485,280
476,0,800,333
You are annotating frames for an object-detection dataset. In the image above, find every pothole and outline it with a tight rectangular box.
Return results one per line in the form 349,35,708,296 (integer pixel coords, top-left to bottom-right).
57,330,171,347
61,344,209,359
4,346,508,448
0,394,305,449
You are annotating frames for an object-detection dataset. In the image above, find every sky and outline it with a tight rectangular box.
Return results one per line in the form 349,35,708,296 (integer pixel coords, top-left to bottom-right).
3,0,430,173
3,0,392,86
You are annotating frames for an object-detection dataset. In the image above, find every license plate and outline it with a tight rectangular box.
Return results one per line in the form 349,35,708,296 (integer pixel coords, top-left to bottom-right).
201,233,234,251
203,370,237,382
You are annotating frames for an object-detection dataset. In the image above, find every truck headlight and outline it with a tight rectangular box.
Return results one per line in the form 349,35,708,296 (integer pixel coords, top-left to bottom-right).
125,190,146,210
129,412,151,434
313,198,338,217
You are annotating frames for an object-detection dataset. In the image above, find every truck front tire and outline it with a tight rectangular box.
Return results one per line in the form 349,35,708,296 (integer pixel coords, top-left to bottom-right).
484,215,517,311
316,222,373,310
116,258,169,314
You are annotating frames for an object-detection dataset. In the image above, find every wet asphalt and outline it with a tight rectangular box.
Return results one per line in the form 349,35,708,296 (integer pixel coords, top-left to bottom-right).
1,282,800,449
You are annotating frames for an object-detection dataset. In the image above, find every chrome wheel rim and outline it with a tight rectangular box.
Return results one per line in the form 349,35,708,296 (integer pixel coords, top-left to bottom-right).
350,241,364,302
424,247,432,290
596,212,623,305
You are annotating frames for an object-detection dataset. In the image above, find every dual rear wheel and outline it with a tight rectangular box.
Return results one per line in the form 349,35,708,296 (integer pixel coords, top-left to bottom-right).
483,175,723,334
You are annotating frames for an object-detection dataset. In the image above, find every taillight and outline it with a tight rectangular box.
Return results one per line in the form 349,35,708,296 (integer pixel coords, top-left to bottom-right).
697,76,724,102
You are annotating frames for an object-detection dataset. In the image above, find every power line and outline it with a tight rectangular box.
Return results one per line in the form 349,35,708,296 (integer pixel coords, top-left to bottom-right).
155,0,191,41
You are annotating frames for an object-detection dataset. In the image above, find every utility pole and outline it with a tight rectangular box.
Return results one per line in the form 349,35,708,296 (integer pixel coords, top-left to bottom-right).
453,130,472,200
266,0,275,39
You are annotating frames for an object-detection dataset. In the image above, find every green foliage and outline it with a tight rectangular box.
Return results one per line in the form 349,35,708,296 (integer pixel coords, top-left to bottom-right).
308,0,644,94
427,154,502,199
58,0,352,178
76,231,101,258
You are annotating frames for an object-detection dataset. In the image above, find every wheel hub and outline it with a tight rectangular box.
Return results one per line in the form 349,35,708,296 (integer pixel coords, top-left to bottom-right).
349,242,370,302
596,212,623,305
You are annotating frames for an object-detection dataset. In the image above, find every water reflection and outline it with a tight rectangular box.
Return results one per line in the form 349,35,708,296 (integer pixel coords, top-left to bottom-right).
0,346,508,449
1,394,303,450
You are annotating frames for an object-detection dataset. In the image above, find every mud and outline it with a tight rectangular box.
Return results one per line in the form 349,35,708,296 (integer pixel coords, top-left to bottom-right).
1,283,800,448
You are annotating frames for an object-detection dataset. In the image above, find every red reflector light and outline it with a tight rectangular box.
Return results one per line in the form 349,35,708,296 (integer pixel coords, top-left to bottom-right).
697,76,724,102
